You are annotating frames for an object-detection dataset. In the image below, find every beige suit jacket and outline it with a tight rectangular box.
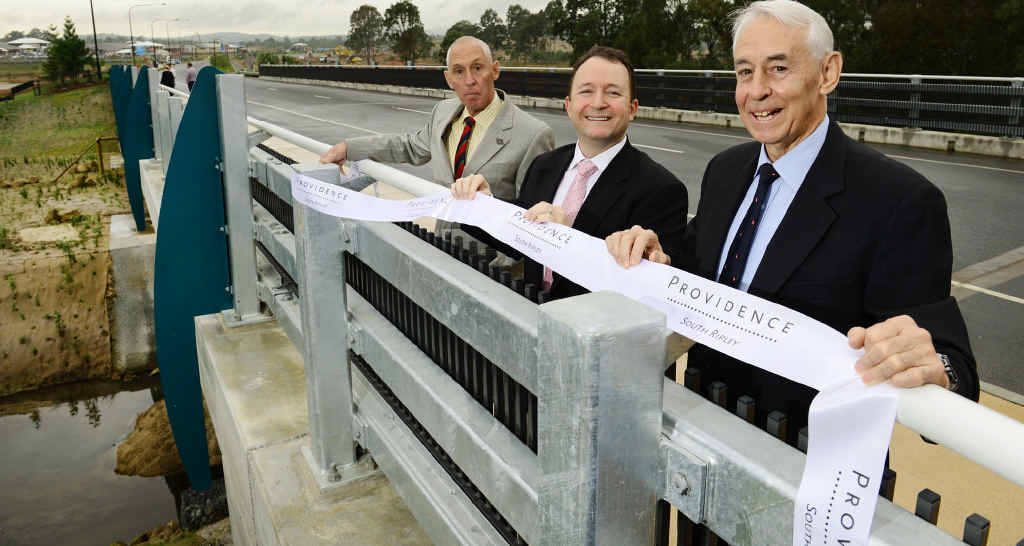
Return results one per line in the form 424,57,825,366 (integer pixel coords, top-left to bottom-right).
345,90,555,200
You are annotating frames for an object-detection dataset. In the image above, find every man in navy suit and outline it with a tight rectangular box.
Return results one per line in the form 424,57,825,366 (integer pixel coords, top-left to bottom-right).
606,0,978,442
452,45,688,301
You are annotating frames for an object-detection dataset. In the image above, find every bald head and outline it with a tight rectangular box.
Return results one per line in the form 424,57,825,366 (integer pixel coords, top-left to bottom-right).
446,36,493,68
443,36,501,116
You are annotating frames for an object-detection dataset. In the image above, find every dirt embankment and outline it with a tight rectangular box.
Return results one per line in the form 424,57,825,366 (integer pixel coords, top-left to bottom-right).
115,398,222,477
1,85,130,397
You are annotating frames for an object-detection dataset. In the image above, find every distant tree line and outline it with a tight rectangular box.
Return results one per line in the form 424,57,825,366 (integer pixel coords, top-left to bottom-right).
339,0,1021,75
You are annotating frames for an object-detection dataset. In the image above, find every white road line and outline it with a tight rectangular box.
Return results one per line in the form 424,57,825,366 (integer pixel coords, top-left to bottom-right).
395,107,431,115
950,280,1024,304
886,154,1024,175
248,101,381,135
631,122,752,140
314,95,331,99
267,87,277,91
634,143,685,154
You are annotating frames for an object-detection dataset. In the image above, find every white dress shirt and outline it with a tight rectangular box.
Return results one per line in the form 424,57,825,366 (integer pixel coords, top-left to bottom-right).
552,136,628,208
716,116,830,292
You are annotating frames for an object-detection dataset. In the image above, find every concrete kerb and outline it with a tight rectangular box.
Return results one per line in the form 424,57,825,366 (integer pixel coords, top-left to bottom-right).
258,75,1024,160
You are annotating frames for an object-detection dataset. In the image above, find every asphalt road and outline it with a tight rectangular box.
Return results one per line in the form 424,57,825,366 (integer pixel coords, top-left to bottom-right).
243,77,1024,399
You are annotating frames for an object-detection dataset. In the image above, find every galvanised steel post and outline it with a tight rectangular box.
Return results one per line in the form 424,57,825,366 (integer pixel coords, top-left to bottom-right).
536,291,667,544
293,163,359,483
168,96,185,139
146,67,160,161
155,90,171,174
214,74,262,323
910,75,923,125
1010,79,1022,128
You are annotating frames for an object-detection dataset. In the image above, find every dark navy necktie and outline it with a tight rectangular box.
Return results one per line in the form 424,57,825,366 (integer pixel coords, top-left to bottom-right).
718,163,780,288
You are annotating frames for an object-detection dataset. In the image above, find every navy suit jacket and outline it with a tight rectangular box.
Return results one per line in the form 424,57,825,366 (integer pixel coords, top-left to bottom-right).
679,121,978,444
467,140,689,301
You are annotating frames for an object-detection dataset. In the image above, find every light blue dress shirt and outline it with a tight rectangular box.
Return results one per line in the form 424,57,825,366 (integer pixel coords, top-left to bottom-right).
715,116,831,292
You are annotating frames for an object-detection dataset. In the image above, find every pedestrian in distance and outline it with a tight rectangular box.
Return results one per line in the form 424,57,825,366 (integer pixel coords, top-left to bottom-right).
186,62,198,91
160,65,175,89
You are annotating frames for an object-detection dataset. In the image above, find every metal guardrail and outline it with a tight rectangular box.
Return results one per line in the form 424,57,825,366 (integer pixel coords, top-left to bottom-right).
110,64,1024,546
258,64,1024,139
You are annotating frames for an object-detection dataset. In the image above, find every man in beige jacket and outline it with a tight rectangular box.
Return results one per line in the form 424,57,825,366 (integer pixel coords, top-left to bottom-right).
320,36,554,202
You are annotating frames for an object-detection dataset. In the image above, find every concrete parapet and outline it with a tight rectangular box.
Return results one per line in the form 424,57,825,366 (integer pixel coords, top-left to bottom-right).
195,313,430,545
259,75,1024,160
109,213,156,373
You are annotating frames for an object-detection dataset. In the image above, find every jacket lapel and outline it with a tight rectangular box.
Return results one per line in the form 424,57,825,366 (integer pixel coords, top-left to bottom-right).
433,100,464,185
697,149,758,276
571,141,632,235
522,145,573,205
750,122,846,295
464,91,513,174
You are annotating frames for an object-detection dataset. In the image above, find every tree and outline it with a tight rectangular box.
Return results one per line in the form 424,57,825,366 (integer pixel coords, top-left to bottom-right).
478,9,507,53
347,5,385,64
1,30,26,42
384,0,431,64
438,20,481,64
863,0,1021,75
684,0,736,69
43,17,91,85
507,5,553,62
548,0,626,59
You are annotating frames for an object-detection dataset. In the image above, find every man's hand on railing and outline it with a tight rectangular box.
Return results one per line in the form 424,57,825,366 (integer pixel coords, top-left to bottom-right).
450,174,492,199
320,140,348,167
850,315,951,389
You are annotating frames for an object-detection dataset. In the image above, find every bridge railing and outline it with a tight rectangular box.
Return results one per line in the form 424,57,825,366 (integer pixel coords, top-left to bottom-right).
258,64,1024,139
108,64,1024,546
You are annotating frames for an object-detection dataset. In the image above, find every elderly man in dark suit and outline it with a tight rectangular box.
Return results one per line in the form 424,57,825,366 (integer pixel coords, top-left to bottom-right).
451,45,688,300
606,0,978,443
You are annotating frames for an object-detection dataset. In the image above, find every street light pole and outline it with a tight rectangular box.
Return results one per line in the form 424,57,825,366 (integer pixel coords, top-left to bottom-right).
88,0,102,80
128,2,165,67
151,19,161,61
164,18,179,62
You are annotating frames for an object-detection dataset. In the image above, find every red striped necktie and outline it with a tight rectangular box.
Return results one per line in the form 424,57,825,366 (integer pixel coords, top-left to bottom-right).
453,116,476,179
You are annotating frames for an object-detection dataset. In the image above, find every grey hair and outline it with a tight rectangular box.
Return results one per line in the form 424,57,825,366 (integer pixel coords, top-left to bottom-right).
446,36,493,67
731,0,834,60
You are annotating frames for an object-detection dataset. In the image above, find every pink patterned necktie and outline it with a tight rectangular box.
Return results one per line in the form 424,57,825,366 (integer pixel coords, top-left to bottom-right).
543,159,598,291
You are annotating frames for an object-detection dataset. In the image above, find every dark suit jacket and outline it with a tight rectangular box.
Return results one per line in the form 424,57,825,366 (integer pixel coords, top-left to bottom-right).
160,70,175,88
679,121,979,444
467,140,689,300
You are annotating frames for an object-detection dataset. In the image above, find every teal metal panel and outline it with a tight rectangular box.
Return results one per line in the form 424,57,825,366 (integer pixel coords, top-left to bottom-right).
122,67,154,231
154,66,232,490
109,66,132,170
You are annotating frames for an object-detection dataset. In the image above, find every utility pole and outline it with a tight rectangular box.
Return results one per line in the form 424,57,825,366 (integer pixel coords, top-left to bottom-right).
88,0,102,80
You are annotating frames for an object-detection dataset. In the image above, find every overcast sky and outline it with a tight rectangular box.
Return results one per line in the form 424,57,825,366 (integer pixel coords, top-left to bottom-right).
2,0,551,40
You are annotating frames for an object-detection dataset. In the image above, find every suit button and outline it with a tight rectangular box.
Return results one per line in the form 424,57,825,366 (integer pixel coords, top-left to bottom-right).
496,138,504,145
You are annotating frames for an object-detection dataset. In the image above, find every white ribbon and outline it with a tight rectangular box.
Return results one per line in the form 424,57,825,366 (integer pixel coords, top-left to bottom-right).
291,173,898,546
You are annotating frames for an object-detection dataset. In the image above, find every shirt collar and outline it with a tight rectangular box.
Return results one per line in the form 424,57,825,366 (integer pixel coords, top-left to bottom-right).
569,135,628,175
756,115,830,191
457,91,502,124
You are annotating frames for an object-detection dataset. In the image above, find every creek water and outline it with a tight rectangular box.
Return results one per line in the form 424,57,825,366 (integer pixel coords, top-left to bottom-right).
0,377,180,545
